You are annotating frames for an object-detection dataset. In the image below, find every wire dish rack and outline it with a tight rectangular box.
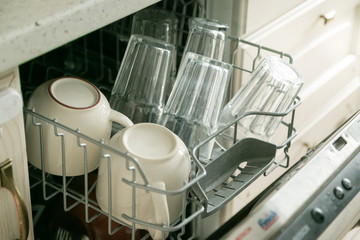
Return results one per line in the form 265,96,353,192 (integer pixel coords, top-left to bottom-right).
24,107,206,239
189,36,302,218
22,34,301,239
20,1,301,238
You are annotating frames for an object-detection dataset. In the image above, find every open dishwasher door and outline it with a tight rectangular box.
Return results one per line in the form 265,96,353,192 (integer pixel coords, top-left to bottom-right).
217,110,360,240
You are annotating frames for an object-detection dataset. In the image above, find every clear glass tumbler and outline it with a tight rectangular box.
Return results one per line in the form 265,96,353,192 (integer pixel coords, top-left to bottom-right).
181,17,229,63
216,55,303,149
131,8,178,45
158,52,233,162
131,8,179,86
110,34,176,124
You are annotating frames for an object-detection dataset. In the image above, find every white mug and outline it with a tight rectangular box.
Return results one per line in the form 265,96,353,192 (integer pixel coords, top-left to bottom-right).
96,123,191,239
25,77,134,176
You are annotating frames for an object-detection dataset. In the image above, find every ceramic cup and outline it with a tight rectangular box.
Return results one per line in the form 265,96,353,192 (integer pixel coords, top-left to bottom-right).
25,77,134,176
96,123,191,239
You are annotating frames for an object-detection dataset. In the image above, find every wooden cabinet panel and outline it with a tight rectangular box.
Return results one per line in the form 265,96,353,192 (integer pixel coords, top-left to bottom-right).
295,56,359,130
0,69,34,240
224,0,360,227
289,78,360,162
245,0,306,35
243,0,360,51
227,73,360,220
237,0,360,159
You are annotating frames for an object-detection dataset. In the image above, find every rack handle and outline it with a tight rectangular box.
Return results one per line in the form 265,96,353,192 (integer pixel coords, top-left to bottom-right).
0,159,29,240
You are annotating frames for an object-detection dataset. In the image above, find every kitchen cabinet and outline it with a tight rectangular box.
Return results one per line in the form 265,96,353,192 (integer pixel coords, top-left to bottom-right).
0,68,32,240
213,0,360,231
240,0,360,163
239,0,306,35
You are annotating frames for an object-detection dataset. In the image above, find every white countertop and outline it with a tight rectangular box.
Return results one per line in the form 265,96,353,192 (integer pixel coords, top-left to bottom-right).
0,0,159,73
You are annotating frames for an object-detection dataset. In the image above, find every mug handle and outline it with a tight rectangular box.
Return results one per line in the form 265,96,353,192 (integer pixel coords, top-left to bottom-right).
109,109,134,128
148,181,170,240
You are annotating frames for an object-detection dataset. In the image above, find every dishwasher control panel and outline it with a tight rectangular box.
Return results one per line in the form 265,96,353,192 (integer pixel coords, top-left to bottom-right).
276,150,360,240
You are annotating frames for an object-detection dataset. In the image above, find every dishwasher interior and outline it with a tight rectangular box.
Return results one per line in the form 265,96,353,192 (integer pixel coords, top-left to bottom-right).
19,1,302,239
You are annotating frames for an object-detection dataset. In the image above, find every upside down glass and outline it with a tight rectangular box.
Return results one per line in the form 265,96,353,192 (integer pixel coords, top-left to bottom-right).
131,8,178,84
181,17,229,63
131,8,178,46
158,52,233,162
216,55,303,150
110,34,176,124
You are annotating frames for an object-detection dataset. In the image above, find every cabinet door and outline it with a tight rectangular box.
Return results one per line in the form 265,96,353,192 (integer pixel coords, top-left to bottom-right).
245,0,306,34
237,0,360,160
0,68,33,240
238,0,360,89
223,0,360,224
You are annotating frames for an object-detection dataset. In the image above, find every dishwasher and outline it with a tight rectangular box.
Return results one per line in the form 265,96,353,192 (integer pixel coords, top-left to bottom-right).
1,0,360,239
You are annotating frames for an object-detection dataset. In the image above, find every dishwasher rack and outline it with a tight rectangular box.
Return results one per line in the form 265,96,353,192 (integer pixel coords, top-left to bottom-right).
22,35,301,239
25,107,206,239
19,1,302,236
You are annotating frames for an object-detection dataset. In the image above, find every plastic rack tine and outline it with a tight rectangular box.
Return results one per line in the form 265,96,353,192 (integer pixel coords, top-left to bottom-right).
54,121,78,211
100,145,122,236
127,153,138,240
176,181,189,240
77,128,88,216
103,147,113,236
30,109,57,200
53,119,68,206
77,129,94,223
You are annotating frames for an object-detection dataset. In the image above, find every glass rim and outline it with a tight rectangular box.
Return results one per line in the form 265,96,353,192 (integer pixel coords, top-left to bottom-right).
182,52,233,70
129,34,176,52
189,17,229,31
258,55,303,85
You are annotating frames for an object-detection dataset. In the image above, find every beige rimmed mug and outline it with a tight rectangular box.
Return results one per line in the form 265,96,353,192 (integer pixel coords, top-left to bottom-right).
25,77,134,176
96,122,191,239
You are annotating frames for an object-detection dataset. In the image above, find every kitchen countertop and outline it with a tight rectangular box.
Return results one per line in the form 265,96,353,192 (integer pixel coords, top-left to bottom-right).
0,0,159,73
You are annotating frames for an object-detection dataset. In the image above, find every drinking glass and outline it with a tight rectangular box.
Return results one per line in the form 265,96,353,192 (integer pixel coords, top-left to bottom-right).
131,8,179,83
216,55,303,150
131,8,178,46
181,17,229,63
110,34,176,124
158,52,232,162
